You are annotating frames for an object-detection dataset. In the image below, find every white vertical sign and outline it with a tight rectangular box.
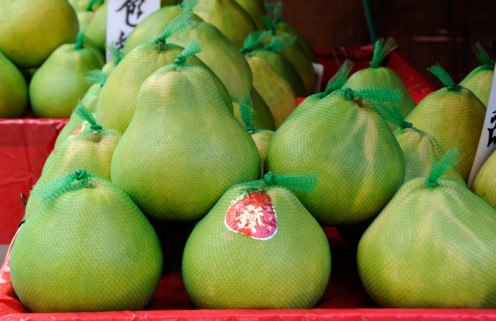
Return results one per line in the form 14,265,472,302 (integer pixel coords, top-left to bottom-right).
468,65,496,187
106,0,161,61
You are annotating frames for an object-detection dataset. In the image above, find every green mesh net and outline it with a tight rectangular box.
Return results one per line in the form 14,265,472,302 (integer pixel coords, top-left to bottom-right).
110,47,260,222
10,169,163,313
265,86,405,225
182,171,330,309
357,148,496,308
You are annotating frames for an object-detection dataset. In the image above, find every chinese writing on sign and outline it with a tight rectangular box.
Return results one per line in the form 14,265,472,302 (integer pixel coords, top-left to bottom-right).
117,0,146,27
487,110,496,147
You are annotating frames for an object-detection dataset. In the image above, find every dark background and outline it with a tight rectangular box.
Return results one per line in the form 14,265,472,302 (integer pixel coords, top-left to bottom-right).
272,0,495,87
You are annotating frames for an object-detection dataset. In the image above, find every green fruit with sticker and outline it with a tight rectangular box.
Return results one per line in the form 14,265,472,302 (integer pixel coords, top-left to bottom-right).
182,173,331,309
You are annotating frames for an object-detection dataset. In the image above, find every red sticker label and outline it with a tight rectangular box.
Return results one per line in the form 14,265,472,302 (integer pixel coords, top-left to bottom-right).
224,190,277,240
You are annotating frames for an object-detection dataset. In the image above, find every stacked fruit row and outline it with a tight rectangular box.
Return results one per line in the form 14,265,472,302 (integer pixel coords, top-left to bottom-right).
3,0,496,314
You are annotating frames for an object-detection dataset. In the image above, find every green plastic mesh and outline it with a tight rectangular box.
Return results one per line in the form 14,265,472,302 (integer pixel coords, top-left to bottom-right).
10,170,163,313
394,126,465,184
405,64,486,181
344,37,415,117
357,155,496,308
54,70,107,148
95,36,229,133
265,87,405,225
182,181,330,308
110,48,260,222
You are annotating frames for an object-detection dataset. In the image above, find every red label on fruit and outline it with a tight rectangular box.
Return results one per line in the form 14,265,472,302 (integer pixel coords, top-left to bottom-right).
224,190,277,240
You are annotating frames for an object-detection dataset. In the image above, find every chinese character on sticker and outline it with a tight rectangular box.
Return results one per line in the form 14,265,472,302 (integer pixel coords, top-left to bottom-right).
487,110,496,147
235,205,265,233
117,0,146,27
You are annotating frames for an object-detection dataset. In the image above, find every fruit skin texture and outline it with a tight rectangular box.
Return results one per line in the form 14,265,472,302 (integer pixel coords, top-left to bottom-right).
0,0,79,68
29,43,104,118
472,151,496,208
357,177,496,308
0,52,28,117
9,175,163,313
182,185,331,309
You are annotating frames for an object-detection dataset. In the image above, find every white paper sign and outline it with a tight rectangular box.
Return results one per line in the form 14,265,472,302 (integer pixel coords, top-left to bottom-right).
312,62,324,94
467,65,496,187
106,0,161,61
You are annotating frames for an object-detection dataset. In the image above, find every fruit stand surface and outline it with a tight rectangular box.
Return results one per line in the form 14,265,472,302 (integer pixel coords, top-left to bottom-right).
2,46,493,320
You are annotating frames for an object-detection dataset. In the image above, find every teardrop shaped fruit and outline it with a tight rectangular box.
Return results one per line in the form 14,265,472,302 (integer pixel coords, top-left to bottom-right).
111,55,260,221
123,4,184,54
182,177,331,308
85,2,107,53
357,152,496,308
233,0,267,30
193,0,257,48
10,170,163,313
405,64,485,180
344,38,416,117
246,55,296,128
29,35,104,118
0,51,28,118
0,0,79,68
394,125,466,184
265,88,405,225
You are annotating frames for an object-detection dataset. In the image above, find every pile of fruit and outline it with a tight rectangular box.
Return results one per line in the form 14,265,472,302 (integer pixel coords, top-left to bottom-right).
2,0,496,314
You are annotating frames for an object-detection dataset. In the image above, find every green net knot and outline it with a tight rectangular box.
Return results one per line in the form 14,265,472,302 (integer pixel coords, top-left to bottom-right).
155,0,199,45
74,102,102,132
85,0,104,12
264,34,296,53
474,41,495,70
340,87,404,127
324,60,354,95
107,45,125,67
174,39,201,65
241,30,272,54
75,168,88,181
260,172,318,193
424,147,460,187
36,169,99,204
260,15,276,34
370,37,398,68
428,63,461,91
85,69,108,87
74,29,87,50
238,97,255,133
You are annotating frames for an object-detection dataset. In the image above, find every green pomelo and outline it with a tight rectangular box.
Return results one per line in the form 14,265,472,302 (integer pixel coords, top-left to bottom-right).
280,42,316,96
26,127,121,218
0,52,28,118
169,20,253,104
111,63,260,221
10,173,163,313
459,66,493,107
357,177,496,308
250,49,306,97
405,86,485,180
250,86,276,130
0,0,79,68
344,67,415,117
182,184,331,309
193,0,257,48
29,42,104,118
85,2,107,53
265,89,405,225
246,55,296,128
54,83,103,148
95,41,230,133
472,151,496,208
394,126,466,184
251,129,274,177
123,5,183,55
275,22,314,62
233,0,267,30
